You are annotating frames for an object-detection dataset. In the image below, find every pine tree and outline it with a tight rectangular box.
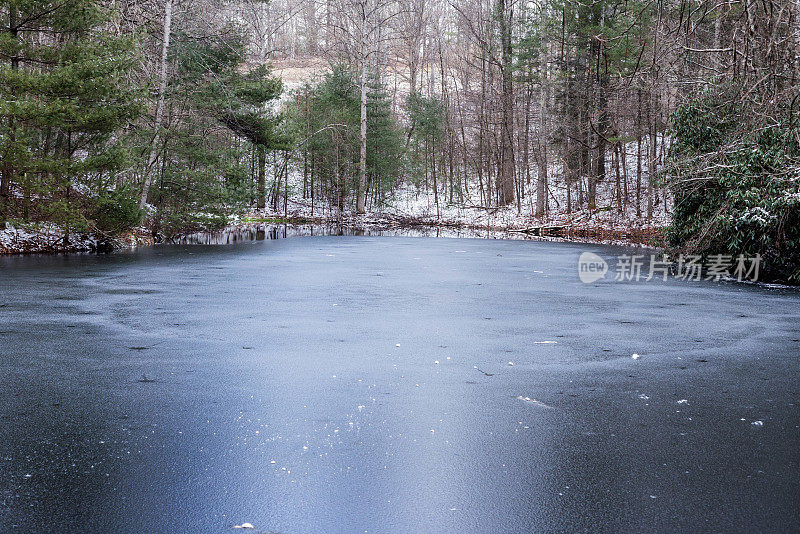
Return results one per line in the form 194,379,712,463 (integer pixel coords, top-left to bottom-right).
213,64,291,211
141,25,288,234
288,64,403,214
0,0,141,235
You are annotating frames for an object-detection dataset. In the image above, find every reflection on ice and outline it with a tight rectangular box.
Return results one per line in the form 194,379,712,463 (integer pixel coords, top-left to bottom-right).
170,222,579,245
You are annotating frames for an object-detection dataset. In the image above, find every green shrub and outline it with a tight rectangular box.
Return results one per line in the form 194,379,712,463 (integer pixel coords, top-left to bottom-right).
667,90,800,282
90,187,143,235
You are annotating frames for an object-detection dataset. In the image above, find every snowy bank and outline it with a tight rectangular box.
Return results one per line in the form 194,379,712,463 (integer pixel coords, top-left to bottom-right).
0,222,152,255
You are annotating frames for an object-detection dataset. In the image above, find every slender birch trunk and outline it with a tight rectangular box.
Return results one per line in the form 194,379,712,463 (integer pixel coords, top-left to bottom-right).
140,0,173,210
358,59,367,213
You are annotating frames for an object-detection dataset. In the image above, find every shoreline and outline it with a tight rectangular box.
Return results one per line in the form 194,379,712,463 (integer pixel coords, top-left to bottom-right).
5,217,798,288
1,213,665,255
0,223,154,256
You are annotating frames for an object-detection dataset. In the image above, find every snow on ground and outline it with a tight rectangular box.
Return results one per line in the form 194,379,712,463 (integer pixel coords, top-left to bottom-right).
247,153,670,248
271,57,327,95
0,222,150,255
0,222,93,254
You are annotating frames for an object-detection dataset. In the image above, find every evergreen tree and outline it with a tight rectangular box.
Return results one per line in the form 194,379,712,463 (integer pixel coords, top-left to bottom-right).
289,64,403,213
213,64,292,211
365,72,403,206
0,0,141,236
406,92,445,206
141,25,288,234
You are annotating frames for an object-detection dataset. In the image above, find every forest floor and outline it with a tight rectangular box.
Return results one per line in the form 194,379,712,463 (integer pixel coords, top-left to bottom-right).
241,182,670,248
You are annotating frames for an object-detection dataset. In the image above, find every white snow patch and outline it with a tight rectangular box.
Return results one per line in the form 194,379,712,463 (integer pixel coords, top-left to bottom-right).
517,396,554,409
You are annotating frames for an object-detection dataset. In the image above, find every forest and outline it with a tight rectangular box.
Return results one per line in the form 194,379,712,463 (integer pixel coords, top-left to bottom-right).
4,2,800,531
1,0,799,279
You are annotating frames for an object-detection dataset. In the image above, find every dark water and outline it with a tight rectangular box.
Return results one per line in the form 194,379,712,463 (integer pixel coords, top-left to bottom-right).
1,235,799,532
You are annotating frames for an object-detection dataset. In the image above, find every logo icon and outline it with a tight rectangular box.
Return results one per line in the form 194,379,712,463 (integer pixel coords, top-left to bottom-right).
578,252,608,283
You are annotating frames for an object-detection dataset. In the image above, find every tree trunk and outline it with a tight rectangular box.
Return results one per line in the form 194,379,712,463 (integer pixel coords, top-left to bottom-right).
535,72,548,217
621,141,629,212
496,0,515,206
648,109,657,220
794,0,800,54
613,142,622,213
140,0,173,210
636,90,643,218
257,145,266,210
283,153,289,216
357,59,367,214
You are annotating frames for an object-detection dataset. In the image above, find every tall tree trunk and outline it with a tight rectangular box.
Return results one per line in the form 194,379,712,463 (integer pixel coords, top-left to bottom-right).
793,0,800,55
620,141,629,212
305,0,318,55
283,153,289,216
648,95,657,220
358,60,367,214
613,142,622,212
356,0,370,215
326,0,334,49
477,48,487,206
636,91,643,218
257,145,266,210
593,41,609,213
496,0,515,205
535,71,548,217
140,0,172,209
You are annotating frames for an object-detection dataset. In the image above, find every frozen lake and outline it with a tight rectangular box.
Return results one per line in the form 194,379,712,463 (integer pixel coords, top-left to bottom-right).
2,235,799,532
